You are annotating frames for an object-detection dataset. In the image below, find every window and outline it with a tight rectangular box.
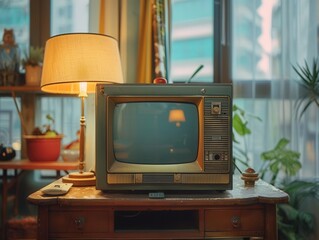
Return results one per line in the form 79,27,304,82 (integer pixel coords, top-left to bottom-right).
2,0,319,179
170,0,214,82
170,0,319,178
0,0,29,56
232,0,319,178
0,0,29,158
0,0,89,160
51,0,89,36
0,99,21,153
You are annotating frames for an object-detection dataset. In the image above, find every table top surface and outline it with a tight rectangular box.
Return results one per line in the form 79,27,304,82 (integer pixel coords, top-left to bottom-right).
27,175,289,207
0,159,78,170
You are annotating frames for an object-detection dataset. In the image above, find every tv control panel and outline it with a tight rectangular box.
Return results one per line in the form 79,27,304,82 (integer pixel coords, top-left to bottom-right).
204,96,232,173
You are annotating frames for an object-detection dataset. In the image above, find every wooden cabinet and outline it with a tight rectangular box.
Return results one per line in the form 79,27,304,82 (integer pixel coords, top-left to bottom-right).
48,206,112,238
205,206,265,238
28,176,289,240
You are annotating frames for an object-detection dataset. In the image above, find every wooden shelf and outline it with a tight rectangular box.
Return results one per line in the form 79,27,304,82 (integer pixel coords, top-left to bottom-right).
0,85,42,94
0,159,78,171
0,86,77,97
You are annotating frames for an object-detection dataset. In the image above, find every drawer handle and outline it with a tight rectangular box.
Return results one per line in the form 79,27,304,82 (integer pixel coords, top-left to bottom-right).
231,215,241,228
74,216,85,229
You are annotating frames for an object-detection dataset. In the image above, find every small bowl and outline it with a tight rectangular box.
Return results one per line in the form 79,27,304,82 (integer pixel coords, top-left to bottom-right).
24,135,63,162
61,149,79,162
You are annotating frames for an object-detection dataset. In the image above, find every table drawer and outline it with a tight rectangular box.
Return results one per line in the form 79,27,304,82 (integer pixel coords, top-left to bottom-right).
48,208,111,234
205,206,264,232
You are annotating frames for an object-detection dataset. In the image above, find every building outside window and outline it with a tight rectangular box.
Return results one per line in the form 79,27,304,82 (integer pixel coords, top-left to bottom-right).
170,0,213,82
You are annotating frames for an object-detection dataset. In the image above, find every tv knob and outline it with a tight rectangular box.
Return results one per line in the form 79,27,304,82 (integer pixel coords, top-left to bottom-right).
211,102,221,114
135,174,143,183
209,152,214,160
212,106,220,114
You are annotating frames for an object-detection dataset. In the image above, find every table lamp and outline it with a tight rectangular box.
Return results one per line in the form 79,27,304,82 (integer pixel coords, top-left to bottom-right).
40,33,123,186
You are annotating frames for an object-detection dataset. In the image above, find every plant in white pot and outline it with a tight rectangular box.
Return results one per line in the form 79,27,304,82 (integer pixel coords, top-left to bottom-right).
22,46,44,86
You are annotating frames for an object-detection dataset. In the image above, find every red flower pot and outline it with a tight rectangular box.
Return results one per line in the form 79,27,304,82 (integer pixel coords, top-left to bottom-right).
24,135,63,162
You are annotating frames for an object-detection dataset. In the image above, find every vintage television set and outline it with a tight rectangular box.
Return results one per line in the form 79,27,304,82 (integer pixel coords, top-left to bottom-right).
95,84,232,191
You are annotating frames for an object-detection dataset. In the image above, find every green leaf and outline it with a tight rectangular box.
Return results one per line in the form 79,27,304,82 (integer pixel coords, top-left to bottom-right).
298,211,315,231
293,58,319,118
233,113,251,136
278,203,299,221
283,180,319,207
260,138,301,183
261,138,289,161
232,104,245,116
46,114,55,123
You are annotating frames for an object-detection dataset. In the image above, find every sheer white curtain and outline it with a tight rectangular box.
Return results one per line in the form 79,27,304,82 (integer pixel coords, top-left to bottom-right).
232,0,319,179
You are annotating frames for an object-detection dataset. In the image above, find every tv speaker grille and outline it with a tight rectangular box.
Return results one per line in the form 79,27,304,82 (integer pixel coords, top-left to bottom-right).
143,174,174,183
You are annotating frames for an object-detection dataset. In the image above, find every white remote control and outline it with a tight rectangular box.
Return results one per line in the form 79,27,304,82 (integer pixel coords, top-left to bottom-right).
42,183,73,196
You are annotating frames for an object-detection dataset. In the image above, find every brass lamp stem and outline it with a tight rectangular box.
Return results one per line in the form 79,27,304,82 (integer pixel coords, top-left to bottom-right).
79,95,86,173
62,92,95,186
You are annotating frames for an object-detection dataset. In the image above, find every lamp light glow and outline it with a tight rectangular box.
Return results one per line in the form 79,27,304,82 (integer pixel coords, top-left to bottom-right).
79,82,88,97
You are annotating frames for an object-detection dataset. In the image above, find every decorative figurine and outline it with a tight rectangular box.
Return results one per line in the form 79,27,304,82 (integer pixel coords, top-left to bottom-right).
241,168,259,187
0,144,16,161
0,29,20,86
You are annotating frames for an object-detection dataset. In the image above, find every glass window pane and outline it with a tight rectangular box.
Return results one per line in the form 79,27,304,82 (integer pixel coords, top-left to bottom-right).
36,97,80,146
0,0,29,158
170,0,213,83
0,0,29,56
51,0,89,36
0,97,22,158
231,0,280,80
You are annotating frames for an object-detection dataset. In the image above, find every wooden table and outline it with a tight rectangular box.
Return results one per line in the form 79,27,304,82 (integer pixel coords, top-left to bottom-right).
28,176,288,240
0,159,78,239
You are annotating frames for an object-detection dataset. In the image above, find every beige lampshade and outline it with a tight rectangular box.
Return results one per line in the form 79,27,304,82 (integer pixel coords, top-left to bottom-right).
41,33,123,94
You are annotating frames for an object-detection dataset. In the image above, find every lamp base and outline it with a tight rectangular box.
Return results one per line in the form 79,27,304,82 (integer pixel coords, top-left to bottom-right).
62,171,96,187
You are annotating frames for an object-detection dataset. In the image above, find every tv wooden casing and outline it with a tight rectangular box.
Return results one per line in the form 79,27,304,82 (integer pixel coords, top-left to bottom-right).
95,84,232,191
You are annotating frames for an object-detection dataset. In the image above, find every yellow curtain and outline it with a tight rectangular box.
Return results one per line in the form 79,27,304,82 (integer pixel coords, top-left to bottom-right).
99,0,105,34
137,0,169,83
152,0,168,79
98,0,168,84
136,0,154,84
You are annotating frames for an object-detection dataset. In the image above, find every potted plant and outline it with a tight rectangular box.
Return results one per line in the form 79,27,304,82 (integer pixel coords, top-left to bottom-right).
293,58,319,119
24,114,63,162
21,46,44,86
233,105,319,239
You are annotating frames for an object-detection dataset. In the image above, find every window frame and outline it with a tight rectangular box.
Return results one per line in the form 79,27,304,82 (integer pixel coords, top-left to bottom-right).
214,0,231,84
30,0,50,47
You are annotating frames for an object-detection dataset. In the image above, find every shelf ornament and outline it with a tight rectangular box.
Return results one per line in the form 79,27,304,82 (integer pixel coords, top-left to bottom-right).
0,29,20,86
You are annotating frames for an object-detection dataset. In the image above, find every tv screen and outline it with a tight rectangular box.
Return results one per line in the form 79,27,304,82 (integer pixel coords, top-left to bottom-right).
113,102,199,165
